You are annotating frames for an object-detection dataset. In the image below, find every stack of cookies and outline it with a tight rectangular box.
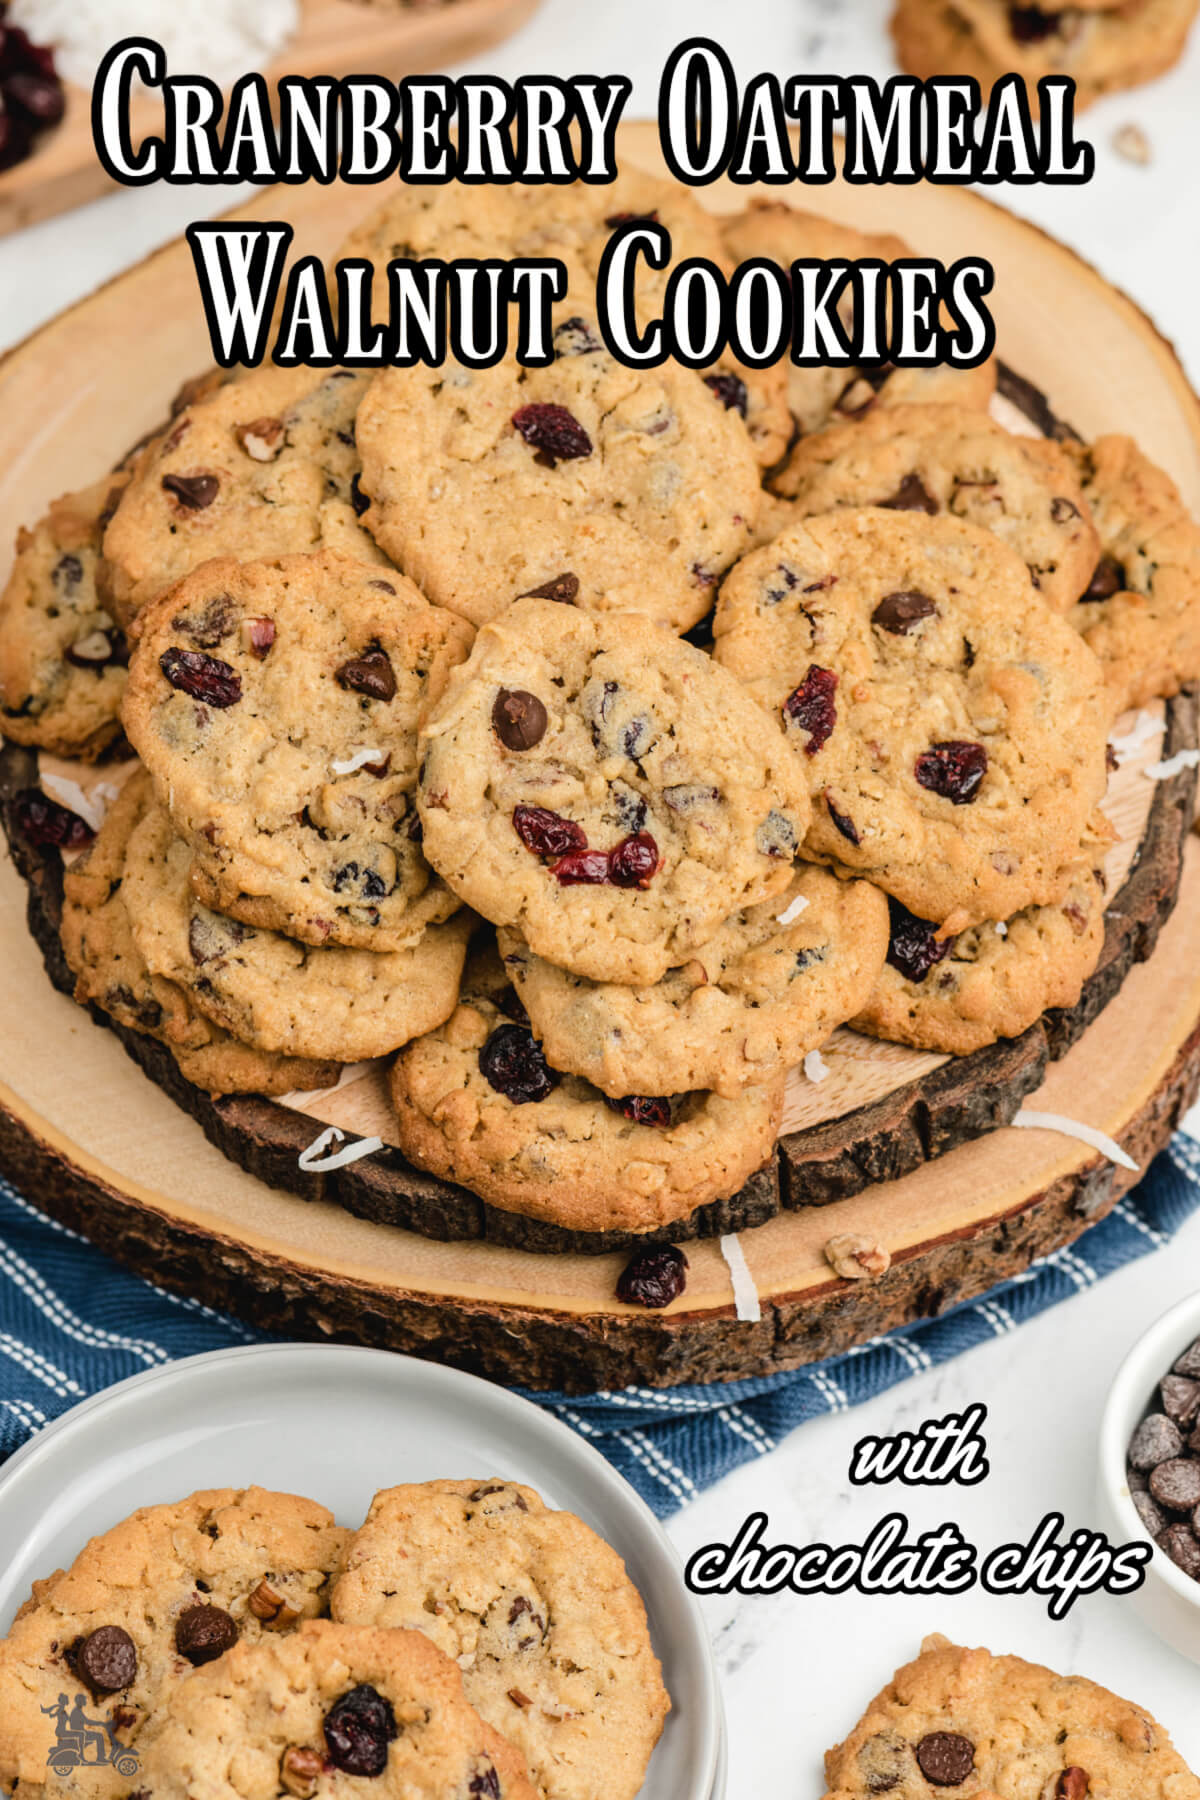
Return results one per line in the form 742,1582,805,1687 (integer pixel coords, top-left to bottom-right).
0,1479,668,1800
890,0,1200,108
2,172,1200,1251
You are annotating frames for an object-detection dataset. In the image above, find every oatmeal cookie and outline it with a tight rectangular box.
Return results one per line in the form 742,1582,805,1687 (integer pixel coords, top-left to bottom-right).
131,1620,537,1800
388,946,784,1234
1065,433,1200,716
823,1633,1200,1798
100,366,391,626
773,403,1100,614
415,596,811,985
498,863,888,1099
333,1479,668,1800
61,772,338,1097
121,552,474,952
713,509,1111,929
355,297,762,635
0,1488,348,1799
853,865,1105,1054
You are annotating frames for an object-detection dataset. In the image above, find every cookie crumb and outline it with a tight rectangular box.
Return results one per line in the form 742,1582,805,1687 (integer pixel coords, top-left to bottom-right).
825,1234,891,1280
1112,124,1152,166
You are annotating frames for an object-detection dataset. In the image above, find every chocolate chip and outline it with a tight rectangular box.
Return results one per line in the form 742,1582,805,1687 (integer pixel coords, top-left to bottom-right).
335,647,396,702
606,209,659,227
73,1625,137,1695
878,473,938,515
1081,555,1125,602
160,647,241,708
172,593,235,648
349,472,370,515
479,1024,559,1105
175,1604,239,1665
1161,1375,1200,1428
704,373,748,416
13,788,94,851
519,572,579,604
782,665,838,754
552,315,603,356
1051,496,1081,523
468,1767,501,1799
1159,1523,1200,1579
1174,1339,1200,1380
1130,1413,1183,1470
1056,1772,1090,1799
616,1244,688,1308
1149,1458,1200,1513
606,1095,672,1127
1009,4,1062,42
825,793,860,845
161,472,219,510
323,1684,397,1778
1132,1487,1168,1537
511,403,592,467
915,1732,975,1786
492,688,548,751
914,741,988,805
886,897,953,983
872,589,937,634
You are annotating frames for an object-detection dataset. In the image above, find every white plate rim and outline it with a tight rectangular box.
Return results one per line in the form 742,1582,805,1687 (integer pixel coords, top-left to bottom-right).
0,1340,721,1800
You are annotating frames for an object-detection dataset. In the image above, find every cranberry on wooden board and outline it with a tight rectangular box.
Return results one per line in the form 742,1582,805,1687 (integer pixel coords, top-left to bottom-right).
0,20,64,172
616,1245,688,1308
479,1024,559,1105
160,648,242,708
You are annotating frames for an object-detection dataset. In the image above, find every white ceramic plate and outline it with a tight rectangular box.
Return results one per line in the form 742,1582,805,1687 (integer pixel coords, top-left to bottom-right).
0,1342,723,1800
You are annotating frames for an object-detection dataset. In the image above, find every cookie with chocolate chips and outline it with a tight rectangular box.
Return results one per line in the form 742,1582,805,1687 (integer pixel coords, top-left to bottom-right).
853,863,1106,1055
414,596,810,986
713,509,1111,930
61,771,340,1097
120,792,473,1064
0,474,131,760
721,203,996,439
130,1620,538,1800
499,863,888,1099
122,551,474,952
355,296,763,635
773,403,1100,614
388,946,783,1233
0,1489,349,1799
99,364,392,627
822,1634,1200,1798
333,1479,669,1800
1064,433,1200,717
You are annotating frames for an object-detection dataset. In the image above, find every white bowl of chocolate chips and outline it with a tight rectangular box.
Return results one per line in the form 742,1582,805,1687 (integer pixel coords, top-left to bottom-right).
1098,1288,1200,1664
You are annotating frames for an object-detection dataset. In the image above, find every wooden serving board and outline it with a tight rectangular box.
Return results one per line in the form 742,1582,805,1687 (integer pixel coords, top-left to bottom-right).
2,127,1200,1389
0,0,542,238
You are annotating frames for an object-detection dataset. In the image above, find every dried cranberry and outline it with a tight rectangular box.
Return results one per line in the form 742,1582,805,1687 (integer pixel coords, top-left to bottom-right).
160,647,241,708
704,373,748,416
1081,554,1125,602
782,665,838,754
479,1023,559,1104
886,897,953,983
552,848,613,885
915,740,988,805
1008,4,1060,42
161,472,219,510
512,403,592,467
616,1244,688,1308
553,316,602,357
468,1768,501,1799
513,805,587,858
12,789,94,851
335,647,396,702
608,832,660,888
606,1095,672,1127
825,793,860,845
878,473,938,514
323,1684,398,1779
519,572,580,604
872,590,937,634
6,69,64,126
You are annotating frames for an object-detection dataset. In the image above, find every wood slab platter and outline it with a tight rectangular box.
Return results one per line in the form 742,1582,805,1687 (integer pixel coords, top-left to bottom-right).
2,125,1200,1389
0,0,542,237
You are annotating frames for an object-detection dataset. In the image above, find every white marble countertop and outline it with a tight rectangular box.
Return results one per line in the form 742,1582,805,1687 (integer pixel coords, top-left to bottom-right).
2,0,1200,1789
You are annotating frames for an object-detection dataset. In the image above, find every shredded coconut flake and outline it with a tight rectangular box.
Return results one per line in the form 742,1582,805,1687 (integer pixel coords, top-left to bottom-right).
1012,1109,1138,1173
720,1234,761,1323
1108,710,1162,763
297,1126,384,1173
9,0,299,90
1144,750,1200,781
804,1049,830,1084
331,748,385,775
40,772,108,832
776,893,810,925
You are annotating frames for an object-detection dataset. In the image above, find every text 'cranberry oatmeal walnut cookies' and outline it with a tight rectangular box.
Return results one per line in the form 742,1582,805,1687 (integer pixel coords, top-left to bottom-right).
713,509,1112,931
354,298,763,635
333,1479,669,1800
414,596,811,986
121,551,474,953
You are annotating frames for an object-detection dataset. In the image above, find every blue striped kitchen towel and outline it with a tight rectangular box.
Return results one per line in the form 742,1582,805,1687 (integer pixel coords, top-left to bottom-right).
1,1138,1198,1517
